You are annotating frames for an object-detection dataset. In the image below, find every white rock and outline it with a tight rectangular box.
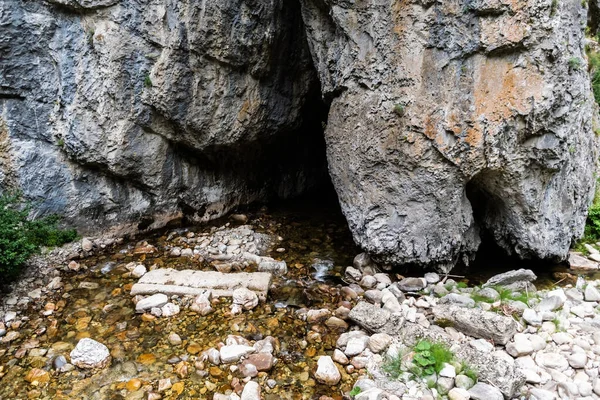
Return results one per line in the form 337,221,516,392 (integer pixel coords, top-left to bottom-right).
4,312,16,323
585,284,600,302
593,377,600,395
529,388,556,400
220,345,255,363
180,248,193,257
579,381,593,396
468,382,503,400
368,333,392,353
345,336,369,357
536,353,569,371
355,388,385,400
314,356,341,385
529,334,547,351
240,381,260,400
332,349,349,364
523,308,542,326
345,266,362,281
506,334,534,357
424,272,440,284
81,238,93,252
439,363,456,378
135,294,168,312
161,302,180,317
131,264,147,278
552,332,573,345
567,352,587,369
69,338,111,369
448,387,470,400
454,374,475,390
537,295,564,312
232,287,259,311
522,368,541,384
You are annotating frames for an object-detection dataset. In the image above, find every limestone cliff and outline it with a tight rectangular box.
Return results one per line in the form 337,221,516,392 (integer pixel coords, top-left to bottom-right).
1,0,598,269
0,0,325,234
300,0,599,269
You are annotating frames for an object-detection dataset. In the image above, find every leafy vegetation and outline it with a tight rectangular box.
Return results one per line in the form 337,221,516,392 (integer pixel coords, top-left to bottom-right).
573,180,600,251
383,340,454,379
588,50,600,115
349,386,362,397
144,74,153,88
568,57,583,70
494,286,531,304
393,103,406,117
0,193,77,284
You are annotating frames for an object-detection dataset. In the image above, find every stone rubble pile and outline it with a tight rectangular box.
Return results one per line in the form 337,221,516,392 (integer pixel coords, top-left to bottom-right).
165,223,287,274
298,253,600,400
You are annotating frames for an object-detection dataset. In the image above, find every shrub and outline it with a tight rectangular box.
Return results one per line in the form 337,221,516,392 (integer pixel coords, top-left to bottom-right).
0,193,77,283
144,74,152,88
568,57,582,70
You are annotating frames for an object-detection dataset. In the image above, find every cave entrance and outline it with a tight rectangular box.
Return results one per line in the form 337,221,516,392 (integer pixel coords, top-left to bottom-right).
463,171,553,282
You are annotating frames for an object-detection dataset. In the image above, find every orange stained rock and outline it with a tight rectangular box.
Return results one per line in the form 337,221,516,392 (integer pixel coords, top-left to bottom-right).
24,368,50,385
172,381,185,395
137,353,156,365
125,378,142,391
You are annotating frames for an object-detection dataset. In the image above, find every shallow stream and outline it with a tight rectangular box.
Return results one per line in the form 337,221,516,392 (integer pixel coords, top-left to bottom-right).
0,197,593,399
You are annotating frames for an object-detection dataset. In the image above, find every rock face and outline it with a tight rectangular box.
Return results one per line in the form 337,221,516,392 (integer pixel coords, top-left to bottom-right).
0,0,325,234
300,0,598,269
1,0,598,268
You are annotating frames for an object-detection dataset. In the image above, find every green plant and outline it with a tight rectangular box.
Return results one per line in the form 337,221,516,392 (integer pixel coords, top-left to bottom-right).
456,282,468,289
381,348,405,379
568,57,583,70
460,363,478,382
87,29,95,46
144,74,153,88
550,0,558,16
393,103,406,117
57,138,64,147
471,293,495,304
493,286,532,304
0,193,77,284
349,386,362,396
409,340,454,378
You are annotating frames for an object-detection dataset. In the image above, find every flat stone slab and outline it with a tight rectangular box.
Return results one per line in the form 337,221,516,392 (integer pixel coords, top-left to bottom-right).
130,269,272,300
432,304,517,345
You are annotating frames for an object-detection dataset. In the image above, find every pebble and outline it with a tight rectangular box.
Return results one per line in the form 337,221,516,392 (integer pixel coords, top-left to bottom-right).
69,338,111,369
240,380,260,400
468,382,503,400
135,294,168,312
584,284,600,301
168,332,182,345
220,345,255,363
314,356,341,385
161,302,180,317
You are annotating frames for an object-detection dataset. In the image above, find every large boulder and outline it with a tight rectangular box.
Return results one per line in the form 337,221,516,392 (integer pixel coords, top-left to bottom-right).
300,0,598,269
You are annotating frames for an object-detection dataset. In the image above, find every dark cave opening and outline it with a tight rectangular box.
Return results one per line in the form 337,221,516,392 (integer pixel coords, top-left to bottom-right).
462,172,559,282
